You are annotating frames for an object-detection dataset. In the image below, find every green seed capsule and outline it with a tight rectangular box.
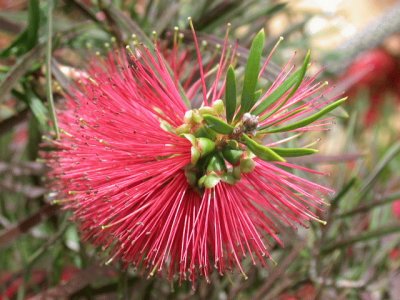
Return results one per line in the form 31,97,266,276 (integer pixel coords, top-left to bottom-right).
194,126,217,140
212,99,225,115
191,147,201,164
222,148,243,165
197,137,216,157
204,173,221,189
240,158,255,173
232,166,242,179
206,154,227,173
199,106,216,115
185,169,197,186
227,140,240,149
221,173,237,185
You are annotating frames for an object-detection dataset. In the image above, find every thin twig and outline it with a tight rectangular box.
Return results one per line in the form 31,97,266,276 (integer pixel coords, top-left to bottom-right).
0,204,59,249
46,0,60,139
337,190,400,218
28,265,115,299
254,240,306,300
321,224,400,254
288,153,364,164
0,44,45,103
359,142,400,200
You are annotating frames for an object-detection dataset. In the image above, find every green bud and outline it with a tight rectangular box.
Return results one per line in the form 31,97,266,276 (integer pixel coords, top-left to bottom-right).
185,169,197,186
197,137,215,157
222,148,243,165
184,110,202,124
194,126,217,140
227,140,240,149
175,124,191,134
184,110,193,123
192,110,203,123
240,158,255,173
212,99,225,114
199,106,216,115
204,173,221,189
191,147,201,164
232,166,242,179
206,154,227,173
221,173,237,185
183,134,215,164
182,133,196,145
198,174,207,187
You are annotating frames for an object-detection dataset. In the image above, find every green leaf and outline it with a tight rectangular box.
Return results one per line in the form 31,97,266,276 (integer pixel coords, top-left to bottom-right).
253,50,310,117
225,66,237,123
254,89,262,101
286,50,310,99
0,0,40,58
270,147,318,157
12,87,48,131
321,225,400,254
257,107,307,131
237,29,265,118
242,134,285,162
26,0,40,51
265,97,347,133
46,0,59,139
203,114,234,134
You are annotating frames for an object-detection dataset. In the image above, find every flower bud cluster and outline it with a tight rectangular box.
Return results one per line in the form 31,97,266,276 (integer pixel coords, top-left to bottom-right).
175,101,257,191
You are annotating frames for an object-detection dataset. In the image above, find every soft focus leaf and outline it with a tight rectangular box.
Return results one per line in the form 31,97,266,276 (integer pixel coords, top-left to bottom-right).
12,87,48,131
270,147,318,157
0,44,44,103
265,97,347,133
253,50,310,117
321,225,400,254
237,29,265,119
224,66,237,123
203,114,234,134
242,134,285,162
0,0,40,58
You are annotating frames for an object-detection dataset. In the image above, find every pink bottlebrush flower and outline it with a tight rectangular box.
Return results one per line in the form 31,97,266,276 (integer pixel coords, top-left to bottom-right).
392,200,400,219
46,22,343,284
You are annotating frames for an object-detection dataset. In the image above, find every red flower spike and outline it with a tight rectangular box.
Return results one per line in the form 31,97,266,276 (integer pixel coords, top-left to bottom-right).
46,24,340,285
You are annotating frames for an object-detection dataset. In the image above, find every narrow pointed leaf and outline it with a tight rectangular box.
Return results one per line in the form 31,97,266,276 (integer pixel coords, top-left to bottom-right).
242,134,285,162
253,50,311,117
257,107,307,132
269,147,318,157
0,0,40,58
286,50,310,99
225,66,237,123
265,97,347,133
203,114,234,134
237,30,265,118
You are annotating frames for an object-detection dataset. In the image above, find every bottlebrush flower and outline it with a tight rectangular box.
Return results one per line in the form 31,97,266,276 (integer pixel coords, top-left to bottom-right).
341,48,400,124
46,21,344,284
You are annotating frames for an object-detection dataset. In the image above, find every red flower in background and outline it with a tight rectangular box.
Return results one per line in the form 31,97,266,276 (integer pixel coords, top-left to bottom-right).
342,48,400,124
46,24,342,284
392,200,400,219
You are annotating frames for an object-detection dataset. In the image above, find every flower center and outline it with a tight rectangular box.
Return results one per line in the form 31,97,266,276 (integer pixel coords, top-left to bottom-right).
173,100,258,191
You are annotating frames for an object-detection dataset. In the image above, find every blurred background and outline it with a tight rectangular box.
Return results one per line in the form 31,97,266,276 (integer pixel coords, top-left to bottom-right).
0,0,400,299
